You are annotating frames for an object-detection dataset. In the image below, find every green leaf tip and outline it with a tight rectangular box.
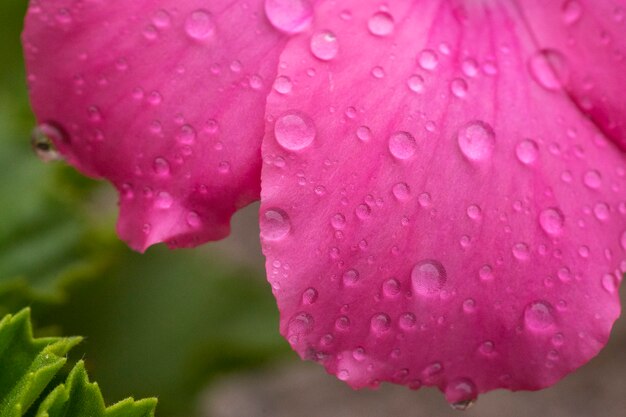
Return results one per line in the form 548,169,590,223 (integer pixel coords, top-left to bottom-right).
0,309,157,417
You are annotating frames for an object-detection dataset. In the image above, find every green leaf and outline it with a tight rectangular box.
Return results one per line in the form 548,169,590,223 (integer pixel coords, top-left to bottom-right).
0,309,156,417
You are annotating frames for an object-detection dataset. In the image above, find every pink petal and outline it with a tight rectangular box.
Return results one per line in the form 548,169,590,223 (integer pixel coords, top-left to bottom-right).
23,0,293,251
260,0,625,405
518,0,626,150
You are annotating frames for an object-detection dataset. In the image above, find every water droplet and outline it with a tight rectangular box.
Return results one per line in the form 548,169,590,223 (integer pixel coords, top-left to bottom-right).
353,347,366,361
418,192,431,207
463,298,476,313
382,278,401,297
539,208,564,236
466,204,482,220
287,312,314,344
583,170,602,189
264,0,313,34
479,340,495,355
593,202,610,221
512,242,530,260
343,269,360,286
516,139,539,164
368,11,394,36
260,208,291,241
176,124,197,144
185,10,216,40
153,157,170,176
31,123,65,162
529,49,569,91
274,111,316,150
418,49,439,70
370,313,391,334
155,191,173,209
524,300,555,330
479,265,494,281
602,273,618,293
273,75,293,94
450,78,468,98
399,312,416,329
331,213,346,229
457,120,495,162
388,131,417,160
186,211,202,228
310,30,339,61
562,0,583,24
392,182,411,201
356,125,372,142
302,287,318,304
335,315,351,331
355,203,371,220
407,74,425,93
423,361,443,377
411,260,446,296
152,9,172,28
446,378,477,410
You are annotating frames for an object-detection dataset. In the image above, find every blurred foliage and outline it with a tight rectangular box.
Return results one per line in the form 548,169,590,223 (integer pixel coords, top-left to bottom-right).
0,309,157,417
0,1,287,417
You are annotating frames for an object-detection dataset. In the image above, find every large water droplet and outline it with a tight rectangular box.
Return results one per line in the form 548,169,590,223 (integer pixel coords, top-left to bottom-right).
411,260,446,296
343,269,360,286
368,11,394,36
529,49,569,91
457,120,495,162
539,208,565,236
287,312,314,344
185,10,216,40
274,111,316,150
264,0,313,34
260,208,291,240
31,123,66,162
524,300,555,331
310,30,339,61
388,131,417,160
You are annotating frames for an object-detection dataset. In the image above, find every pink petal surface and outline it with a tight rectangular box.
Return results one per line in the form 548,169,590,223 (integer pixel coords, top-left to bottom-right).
23,0,291,251
518,0,626,151
260,0,626,405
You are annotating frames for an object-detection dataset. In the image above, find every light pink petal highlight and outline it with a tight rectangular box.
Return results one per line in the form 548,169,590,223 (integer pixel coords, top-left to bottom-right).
518,0,626,150
23,0,289,251
261,0,625,405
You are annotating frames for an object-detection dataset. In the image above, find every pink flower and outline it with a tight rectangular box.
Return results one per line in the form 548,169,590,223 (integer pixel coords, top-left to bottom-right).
23,0,625,407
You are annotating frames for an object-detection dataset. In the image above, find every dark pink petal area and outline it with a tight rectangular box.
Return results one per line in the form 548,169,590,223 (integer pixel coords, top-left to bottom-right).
23,0,293,251
261,0,625,405
518,0,626,150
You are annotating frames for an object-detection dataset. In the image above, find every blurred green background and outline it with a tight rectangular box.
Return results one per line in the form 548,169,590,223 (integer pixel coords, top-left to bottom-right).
0,2,288,416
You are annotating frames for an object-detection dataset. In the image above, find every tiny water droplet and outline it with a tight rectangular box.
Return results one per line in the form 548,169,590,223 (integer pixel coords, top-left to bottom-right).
529,49,569,91
418,49,439,70
516,139,539,164
370,313,391,334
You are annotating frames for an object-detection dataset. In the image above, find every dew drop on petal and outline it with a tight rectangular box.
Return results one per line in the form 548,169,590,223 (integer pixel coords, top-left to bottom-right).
529,49,569,91
356,125,372,142
411,260,446,296
446,378,477,410
368,11,394,36
264,0,313,34
524,300,555,331
418,49,438,70
583,170,602,189
562,0,583,25
260,208,291,241
392,182,411,201
370,313,391,334
273,75,293,94
388,131,417,160
185,10,216,40
516,139,539,164
310,31,339,61
31,123,66,162
539,208,565,236
457,120,495,162
602,273,618,294
274,111,316,151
